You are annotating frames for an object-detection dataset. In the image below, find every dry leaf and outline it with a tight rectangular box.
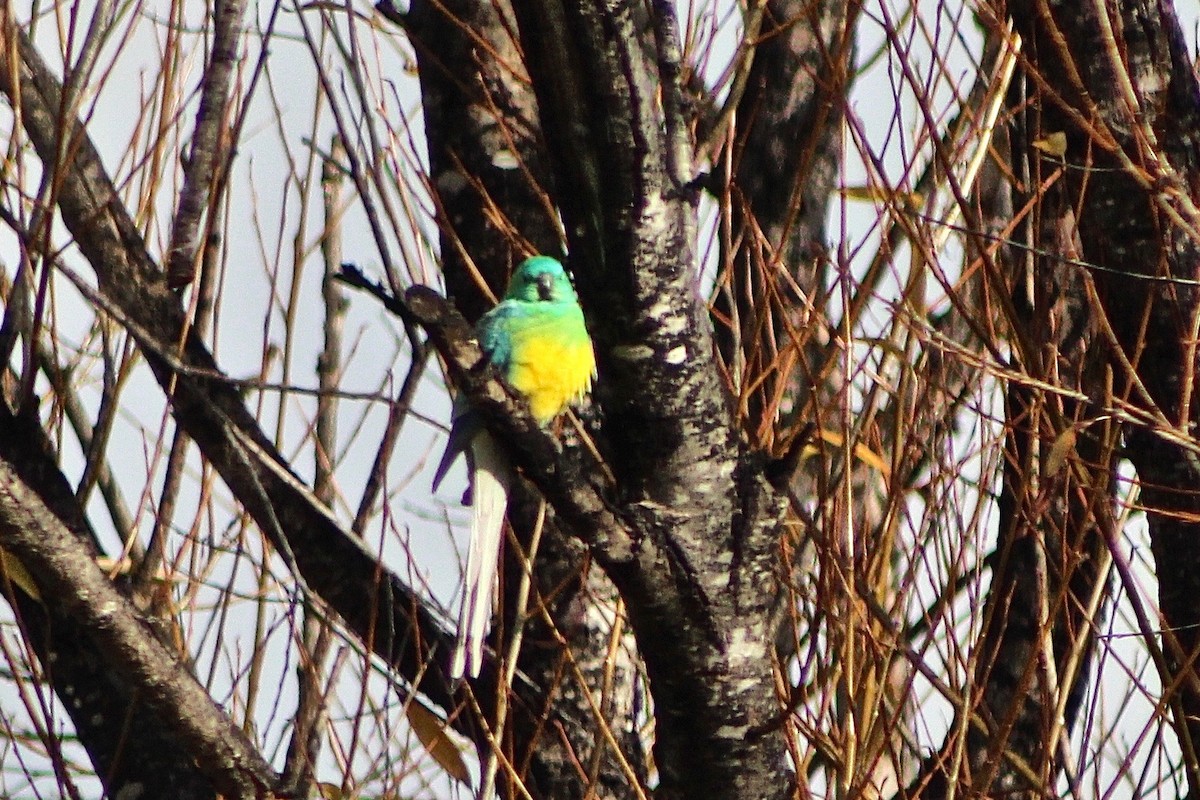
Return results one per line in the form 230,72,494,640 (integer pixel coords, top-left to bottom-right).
1045,427,1077,476
1032,132,1067,157
316,782,344,800
407,699,471,785
839,185,923,210
0,548,39,600
802,429,892,480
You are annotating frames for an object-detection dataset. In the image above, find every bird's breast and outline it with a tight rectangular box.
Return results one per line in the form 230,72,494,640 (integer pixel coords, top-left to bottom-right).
503,320,595,424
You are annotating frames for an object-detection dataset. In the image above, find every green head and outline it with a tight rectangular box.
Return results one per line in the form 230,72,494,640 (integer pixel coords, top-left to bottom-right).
503,256,579,304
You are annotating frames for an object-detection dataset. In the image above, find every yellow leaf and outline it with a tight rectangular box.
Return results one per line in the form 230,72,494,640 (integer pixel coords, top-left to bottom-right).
1045,427,1077,476
1033,132,1067,157
0,547,39,600
839,185,923,210
816,428,844,447
850,441,891,481
95,555,133,575
407,699,471,785
801,429,891,480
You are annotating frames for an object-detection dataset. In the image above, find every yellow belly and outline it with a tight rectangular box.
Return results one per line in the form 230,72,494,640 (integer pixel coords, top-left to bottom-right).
505,329,595,424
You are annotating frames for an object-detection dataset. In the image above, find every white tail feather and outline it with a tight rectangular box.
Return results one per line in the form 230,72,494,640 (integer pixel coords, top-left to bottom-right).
450,431,511,679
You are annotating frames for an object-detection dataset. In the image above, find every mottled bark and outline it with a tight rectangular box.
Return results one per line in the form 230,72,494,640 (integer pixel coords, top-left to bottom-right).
0,10,469,731
401,1,644,795
0,408,219,800
165,0,246,288
510,3,793,798
0,449,278,798
402,0,561,320
19,1,1200,798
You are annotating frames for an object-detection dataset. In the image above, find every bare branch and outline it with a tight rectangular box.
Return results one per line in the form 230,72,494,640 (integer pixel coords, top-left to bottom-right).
0,430,278,798
0,11,466,720
165,0,248,289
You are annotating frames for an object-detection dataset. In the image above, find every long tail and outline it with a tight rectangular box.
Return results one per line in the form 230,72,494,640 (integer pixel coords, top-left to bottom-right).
451,429,511,679
432,399,480,496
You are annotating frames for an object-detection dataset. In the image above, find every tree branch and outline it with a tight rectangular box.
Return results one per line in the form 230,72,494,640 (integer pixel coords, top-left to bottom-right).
0,415,277,799
398,1,652,793
166,0,248,288
0,405,220,798
0,13,469,723
512,4,794,798
1005,0,1200,795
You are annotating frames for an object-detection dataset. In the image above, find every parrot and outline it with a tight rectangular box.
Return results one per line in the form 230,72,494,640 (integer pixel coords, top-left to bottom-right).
432,255,596,679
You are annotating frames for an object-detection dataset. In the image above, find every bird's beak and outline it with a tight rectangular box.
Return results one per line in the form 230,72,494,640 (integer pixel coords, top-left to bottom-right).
536,272,555,301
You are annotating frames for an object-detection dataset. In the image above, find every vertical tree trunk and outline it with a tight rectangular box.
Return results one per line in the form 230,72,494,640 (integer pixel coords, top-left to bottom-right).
404,2,646,796
1004,0,1200,794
